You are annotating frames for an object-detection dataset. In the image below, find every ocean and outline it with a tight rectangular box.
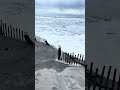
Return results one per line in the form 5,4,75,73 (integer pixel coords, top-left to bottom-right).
35,15,85,55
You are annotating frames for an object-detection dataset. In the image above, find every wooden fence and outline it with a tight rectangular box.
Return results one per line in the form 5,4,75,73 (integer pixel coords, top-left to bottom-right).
58,47,120,90
58,46,85,65
86,62,120,90
0,19,25,41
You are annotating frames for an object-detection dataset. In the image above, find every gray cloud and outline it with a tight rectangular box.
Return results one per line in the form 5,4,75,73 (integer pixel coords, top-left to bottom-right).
36,0,85,10
35,0,85,16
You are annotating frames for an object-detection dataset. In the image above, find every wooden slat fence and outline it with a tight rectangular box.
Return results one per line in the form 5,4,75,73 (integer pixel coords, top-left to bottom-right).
58,46,85,65
86,62,120,90
58,46,120,90
0,19,25,41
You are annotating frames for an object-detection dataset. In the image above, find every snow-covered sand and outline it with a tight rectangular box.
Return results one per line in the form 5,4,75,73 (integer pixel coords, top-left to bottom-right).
35,16,85,55
35,66,85,90
35,41,85,90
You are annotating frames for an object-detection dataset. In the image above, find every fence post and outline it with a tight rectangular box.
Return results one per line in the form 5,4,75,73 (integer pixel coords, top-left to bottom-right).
105,66,112,90
81,55,84,65
4,23,7,36
22,30,24,40
2,23,5,36
111,69,117,90
69,54,71,64
58,46,61,60
99,66,106,90
19,29,21,40
93,68,98,90
80,54,82,60
64,53,66,62
74,55,77,65
88,62,93,90
62,52,65,62
0,24,3,36
10,25,12,38
0,19,3,36
8,26,10,37
79,57,81,64
67,53,69,63
77,54,79,59
16,28,18,39
13,27,15,38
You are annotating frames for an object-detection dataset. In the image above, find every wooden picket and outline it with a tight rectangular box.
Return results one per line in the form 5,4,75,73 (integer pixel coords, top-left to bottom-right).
58,47,120,90
0,19,26,42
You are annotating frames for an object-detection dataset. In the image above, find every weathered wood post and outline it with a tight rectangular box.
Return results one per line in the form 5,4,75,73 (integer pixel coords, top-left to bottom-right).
0,20,4,36
8,26,10,37
88,62,93,90
22,30,24,40
16,28,18,39
63,52,65,61
99,66,106,90
10,25,12,38
67,53,69,63
0,24,3,35
4,23,7,36
2,23,5,36
69,54,72,64
64,52,67,62
19,29,21,40
13,27,15,38
77,54,79,59
93,68,98,90
111,69,117,90
58,45,61,60
105,66,112,90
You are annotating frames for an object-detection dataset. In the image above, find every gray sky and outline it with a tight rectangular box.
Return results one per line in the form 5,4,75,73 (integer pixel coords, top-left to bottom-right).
35,0,85,16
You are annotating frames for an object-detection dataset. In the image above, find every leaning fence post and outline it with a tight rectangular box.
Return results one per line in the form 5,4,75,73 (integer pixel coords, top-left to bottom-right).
58,45,61,60
67,53,70,64
111,69,117,90
65,53,67,62
79,57,81,64
13,27,15,38
74,55,77,65
7,26,10,37
19,29,21,40
88,62,93,90
82,55,84,64
93,68,98,90
16,28,18,39
73,52,74,57
4,23,7,36
62,52,65,62
77,54,79,59
2,23,5,36
10,25,12,38
22,30,24,40
70,54,72,64
80,54,82,60
105,66,112,90
99,66,106,90
0,20,2,35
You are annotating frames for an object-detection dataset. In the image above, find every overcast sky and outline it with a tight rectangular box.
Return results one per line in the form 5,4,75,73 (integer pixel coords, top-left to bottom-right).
35,0,85,16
